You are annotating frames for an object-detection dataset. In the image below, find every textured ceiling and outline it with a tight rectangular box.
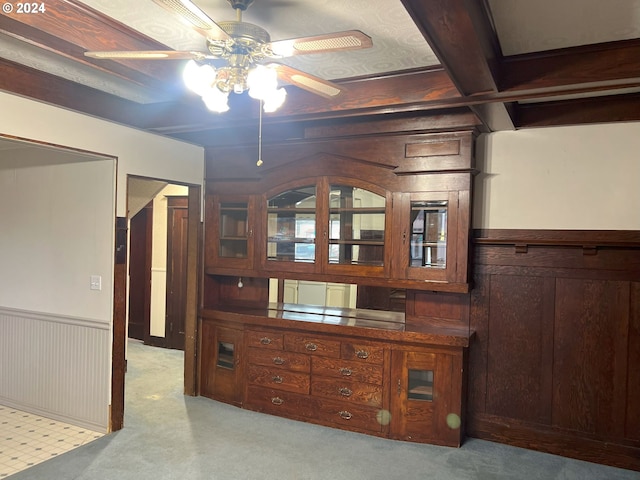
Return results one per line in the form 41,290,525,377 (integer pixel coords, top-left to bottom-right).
79,0,440,81
2,0,639,106
0,0,639,144
488,0,640,55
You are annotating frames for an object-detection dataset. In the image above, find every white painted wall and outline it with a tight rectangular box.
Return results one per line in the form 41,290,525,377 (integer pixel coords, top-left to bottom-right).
0,91,204,218
0,149,115,319
474,122,640,230
0,91,205,431
0,148,114,430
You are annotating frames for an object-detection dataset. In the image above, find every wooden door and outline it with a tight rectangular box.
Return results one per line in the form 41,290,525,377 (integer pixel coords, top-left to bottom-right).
165,196,188,350
128,202,152,342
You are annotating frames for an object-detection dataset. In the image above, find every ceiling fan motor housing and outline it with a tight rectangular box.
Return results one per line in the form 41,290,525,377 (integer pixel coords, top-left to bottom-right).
218,21,270,45
227,0,254,11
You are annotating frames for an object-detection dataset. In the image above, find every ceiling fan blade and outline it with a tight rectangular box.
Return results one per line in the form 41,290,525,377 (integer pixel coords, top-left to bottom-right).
152,0,232,42
270,63,343,99
267,30,372,57
84,50,213,60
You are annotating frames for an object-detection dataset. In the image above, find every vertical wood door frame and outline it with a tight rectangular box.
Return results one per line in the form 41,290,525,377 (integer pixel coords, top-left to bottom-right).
183,186,201,396
111,216,127,431
111,182,201,431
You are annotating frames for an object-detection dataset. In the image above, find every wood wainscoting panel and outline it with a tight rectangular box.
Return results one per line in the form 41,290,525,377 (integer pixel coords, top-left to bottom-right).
553,278,630,439
627,282,640,442
485,275,555,424
468,230,640,471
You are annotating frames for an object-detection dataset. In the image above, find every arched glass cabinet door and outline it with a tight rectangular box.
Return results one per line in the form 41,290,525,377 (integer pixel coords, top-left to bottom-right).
325,183,388,278
266,185,317,266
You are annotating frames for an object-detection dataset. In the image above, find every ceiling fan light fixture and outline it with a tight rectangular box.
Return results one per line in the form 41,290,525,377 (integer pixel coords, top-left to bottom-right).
248,65,287,112
201,87,230,113
183,60,216,97
262,87,287,113
247,65,276,97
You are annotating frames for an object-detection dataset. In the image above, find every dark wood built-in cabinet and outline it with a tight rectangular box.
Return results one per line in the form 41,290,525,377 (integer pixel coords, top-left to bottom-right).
197,113,640,470
199,117,477,448
200,305,469,447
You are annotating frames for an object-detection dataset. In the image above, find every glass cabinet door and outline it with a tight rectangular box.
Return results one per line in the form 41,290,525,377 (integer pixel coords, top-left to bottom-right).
410,200,447,269
219,202,249,259
328,185,385,266
266,186,316,264
206,195,254,270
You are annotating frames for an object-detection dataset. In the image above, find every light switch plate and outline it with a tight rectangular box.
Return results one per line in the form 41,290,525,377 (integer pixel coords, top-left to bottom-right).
90,275,102,291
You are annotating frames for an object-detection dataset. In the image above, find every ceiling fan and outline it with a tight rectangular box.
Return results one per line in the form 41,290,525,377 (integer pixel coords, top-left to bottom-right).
85,0,373,112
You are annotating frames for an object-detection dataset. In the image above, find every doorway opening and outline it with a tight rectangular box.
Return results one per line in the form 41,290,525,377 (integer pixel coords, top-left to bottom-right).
127,180,191,351
111,176,200,431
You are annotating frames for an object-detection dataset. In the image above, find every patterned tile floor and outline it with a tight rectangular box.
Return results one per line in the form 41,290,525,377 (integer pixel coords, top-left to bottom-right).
0,405,104,478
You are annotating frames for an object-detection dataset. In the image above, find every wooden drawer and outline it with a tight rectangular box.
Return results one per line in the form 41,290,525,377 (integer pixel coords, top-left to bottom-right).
247,347,310,373
341,342,385,364
245,385,315,418
284,333,341,358
314,398,385,434
245,330,283,350
247,365,310,394
312,356,383,385
311,377,383,407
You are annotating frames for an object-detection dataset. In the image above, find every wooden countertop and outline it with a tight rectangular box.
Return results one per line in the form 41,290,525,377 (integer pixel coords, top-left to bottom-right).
201,303,473,348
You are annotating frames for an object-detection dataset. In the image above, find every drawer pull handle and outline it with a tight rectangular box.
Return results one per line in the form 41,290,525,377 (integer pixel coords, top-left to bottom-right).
271,397,284,406
339,387,353,397
305,343,318,352
339,367,352,376
356,350,369,359
260,337,272,345
273,357,285,365
339,410,353,420
272,375,283,384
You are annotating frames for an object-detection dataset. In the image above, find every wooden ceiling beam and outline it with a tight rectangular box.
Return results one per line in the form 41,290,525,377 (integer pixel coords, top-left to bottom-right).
0,58,149,127
0,14,177,98
400,0,514,131
501,39,640,92
515,93,640,128
135,68,463,132
0,0,183,85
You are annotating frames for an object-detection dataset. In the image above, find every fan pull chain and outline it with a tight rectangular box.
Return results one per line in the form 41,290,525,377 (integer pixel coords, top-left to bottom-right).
256,99,264,166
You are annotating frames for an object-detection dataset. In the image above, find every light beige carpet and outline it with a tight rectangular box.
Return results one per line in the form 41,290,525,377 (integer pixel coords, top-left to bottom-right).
9,340,639,480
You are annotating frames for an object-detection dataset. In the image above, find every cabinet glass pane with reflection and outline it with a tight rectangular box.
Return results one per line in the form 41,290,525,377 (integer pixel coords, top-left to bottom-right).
267,186,316,262
329,185,385,266
408,369,434,401
218,202,248,259
410,201,447,269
